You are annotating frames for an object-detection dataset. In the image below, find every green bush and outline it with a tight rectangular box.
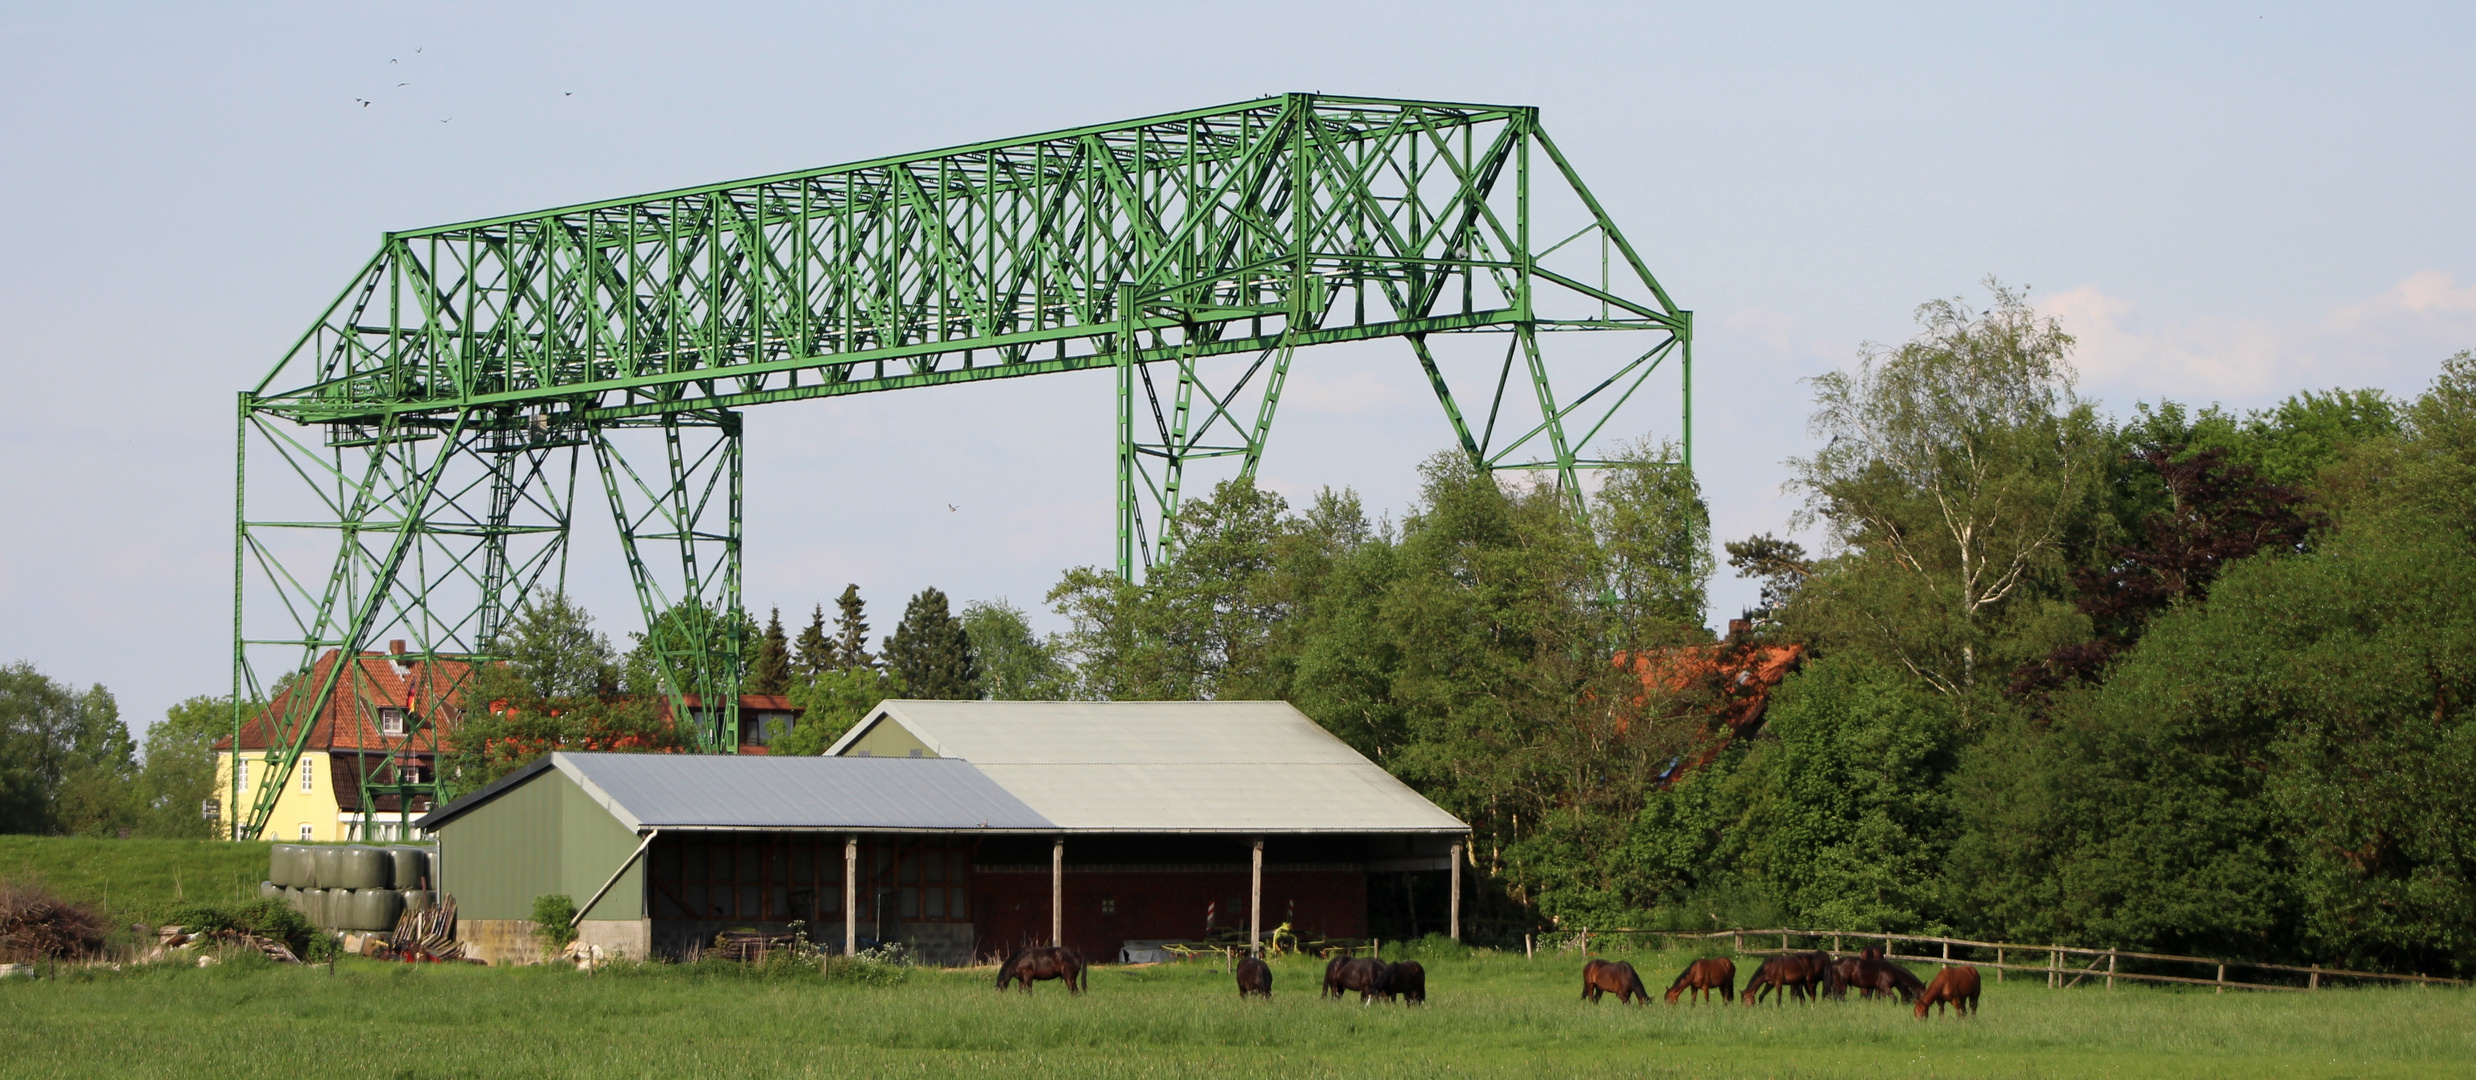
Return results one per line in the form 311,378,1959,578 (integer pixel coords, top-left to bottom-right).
531,894,579,953
159,897,315,957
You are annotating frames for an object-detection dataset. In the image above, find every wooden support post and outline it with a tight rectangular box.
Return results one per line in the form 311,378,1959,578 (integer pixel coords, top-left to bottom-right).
1832,933,1841,953
2215,963,2226,994
1248,837,1263,957
1525,933,1534,960
1942,940,1951,962
2050,946,2060,988
1051,836,1065,948
2107,949,2117,990
1448,839,1463,941
1997,947,2005,982
2310,964,2320,990
843,835,859,956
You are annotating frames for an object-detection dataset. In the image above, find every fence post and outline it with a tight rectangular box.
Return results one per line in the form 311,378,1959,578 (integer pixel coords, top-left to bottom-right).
2309,964,2319,991
1783,933,1790,953
2215,964,2225,995
2049,946,2059,988
1997,947,2005,982
2107,949,2117,990
1525,934,1534,960
1833,933,1841,953
1942,939,1950,962
1733,932,1741,955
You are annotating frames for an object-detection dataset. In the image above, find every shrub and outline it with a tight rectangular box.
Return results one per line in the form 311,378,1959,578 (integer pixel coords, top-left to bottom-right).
532,894,579,954
160,897,316,957
0,881,106,962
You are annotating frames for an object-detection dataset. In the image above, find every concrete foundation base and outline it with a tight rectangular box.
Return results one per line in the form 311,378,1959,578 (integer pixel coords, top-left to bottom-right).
458,918,651,965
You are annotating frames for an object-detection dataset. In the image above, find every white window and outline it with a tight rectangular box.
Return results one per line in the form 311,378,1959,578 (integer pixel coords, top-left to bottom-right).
380,708,407,736
301,762,314,793
237,758,249,788
298,823,314,841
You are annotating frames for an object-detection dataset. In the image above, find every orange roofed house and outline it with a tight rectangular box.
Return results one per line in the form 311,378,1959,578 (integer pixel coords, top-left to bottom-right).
214,642,470,843
1616,621,1806,783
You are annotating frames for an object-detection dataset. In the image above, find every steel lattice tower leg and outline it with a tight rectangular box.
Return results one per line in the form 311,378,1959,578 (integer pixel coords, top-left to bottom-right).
593,413,744,752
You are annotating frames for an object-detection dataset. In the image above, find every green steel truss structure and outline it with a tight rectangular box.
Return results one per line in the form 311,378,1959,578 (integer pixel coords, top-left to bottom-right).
230,93,1691,841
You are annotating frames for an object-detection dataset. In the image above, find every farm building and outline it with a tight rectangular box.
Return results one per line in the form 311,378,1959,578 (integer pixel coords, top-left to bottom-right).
214,642,469,843
415,700,1469,964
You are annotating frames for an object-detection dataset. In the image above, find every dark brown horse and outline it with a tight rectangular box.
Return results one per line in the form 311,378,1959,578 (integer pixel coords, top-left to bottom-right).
1324,956,1391,1002
1581,959,1650,1004
1234,956,1273,999
1915,966,1980,1018
1665,957,1736,1004
1826,956,1926,1002
995,946,1087,994
1743,951,1832,1004
1388,959,1426,1003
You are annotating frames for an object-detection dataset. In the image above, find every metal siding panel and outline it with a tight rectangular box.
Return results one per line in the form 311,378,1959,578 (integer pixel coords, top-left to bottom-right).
973,763,1470,832
560,773,647,918
440,768,565,920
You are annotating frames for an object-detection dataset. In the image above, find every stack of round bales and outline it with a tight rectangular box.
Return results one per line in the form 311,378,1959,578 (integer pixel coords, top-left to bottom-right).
263,843,434,931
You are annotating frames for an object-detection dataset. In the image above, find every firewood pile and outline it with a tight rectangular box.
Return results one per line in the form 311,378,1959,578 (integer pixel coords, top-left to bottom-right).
380,894,461,962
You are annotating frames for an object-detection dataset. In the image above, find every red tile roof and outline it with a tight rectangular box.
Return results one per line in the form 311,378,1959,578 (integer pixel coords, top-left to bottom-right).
215,649,475,754
1614,639,1807,780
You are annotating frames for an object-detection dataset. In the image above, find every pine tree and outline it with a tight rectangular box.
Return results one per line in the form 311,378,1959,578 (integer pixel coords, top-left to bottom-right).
793,603,836,678
832,584,874,671
884,587,981,700
748,607,792,695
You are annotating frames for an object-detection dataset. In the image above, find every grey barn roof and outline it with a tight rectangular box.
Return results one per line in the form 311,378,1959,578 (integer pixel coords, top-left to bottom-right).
830,701,1470,835
417,752,1055,833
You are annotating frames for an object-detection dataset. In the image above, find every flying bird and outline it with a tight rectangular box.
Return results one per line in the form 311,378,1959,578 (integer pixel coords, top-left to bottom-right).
563,91,573,96
947,504,959,512
354,98,371,107
439,117,451,123
397,82,408,87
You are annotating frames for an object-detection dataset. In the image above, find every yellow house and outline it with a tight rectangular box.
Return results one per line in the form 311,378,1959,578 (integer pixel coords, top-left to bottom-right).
214,644,467,843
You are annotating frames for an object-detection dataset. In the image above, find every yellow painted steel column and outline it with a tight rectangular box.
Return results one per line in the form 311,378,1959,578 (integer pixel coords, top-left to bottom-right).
1249,837,1264,957
844,835,858,956
1051,836,1065,948
1449,839,1464,941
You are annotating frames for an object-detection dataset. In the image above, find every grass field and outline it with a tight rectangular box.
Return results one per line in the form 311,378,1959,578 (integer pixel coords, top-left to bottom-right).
0,836,269,926
4,945,2469,1079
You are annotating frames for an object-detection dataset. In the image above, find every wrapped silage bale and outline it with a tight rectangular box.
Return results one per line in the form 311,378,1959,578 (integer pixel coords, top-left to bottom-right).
302,887,329,927
283,886,304,912
313,847,344,890
258,881,280,902
334,845,390,890
386,847,430,891
347,888,403,931
399,890,431,916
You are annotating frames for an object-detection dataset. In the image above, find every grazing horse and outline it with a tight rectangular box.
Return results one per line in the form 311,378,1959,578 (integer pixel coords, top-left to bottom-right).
1234,956,1273,999
1744,951,1833,1005
1826,956,1926,1002
995,946,1087,995
1665,957,1736,1004
1915,966,1980,1019
1325,956,1392,1002
1388,960,1427,1003
1581,959,1651,1004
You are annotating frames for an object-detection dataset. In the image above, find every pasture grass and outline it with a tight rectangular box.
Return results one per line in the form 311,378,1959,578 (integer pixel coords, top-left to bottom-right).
0,836,269,926
4,945,2469,1078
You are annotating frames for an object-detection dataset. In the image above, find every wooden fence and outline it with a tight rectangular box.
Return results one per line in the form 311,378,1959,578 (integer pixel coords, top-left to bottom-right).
1540,928,2466,993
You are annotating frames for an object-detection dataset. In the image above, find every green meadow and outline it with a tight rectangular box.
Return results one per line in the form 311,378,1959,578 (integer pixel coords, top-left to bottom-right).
4,946,2468,1079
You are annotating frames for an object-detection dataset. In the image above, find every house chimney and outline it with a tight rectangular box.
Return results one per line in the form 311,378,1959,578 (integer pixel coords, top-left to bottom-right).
388,640,412,669
1726,618,1752,640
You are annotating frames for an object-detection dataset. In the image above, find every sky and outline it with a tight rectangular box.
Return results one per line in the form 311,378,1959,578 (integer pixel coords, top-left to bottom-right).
4,1,2473,735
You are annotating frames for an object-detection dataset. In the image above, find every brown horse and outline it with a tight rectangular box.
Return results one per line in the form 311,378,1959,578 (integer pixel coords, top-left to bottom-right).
1234,956,1273,999
1665,957,1736,1004
1388,959,1427,1003
1743,951,1833,1004
1827,956,1926,1002
1581,959,1651,1004
1914,966,1980,1018
995,946,1087,994
1325,956,1392,1002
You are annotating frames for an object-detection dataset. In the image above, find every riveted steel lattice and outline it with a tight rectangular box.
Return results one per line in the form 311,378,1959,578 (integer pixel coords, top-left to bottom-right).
232,94,1691,840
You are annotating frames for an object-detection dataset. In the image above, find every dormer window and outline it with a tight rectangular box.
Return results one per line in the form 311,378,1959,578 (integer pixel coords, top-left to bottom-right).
380,708,407,736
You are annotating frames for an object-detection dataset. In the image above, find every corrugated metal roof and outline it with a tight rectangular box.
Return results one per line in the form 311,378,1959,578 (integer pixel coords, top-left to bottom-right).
418,752,1055,833
833,701,1467,834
